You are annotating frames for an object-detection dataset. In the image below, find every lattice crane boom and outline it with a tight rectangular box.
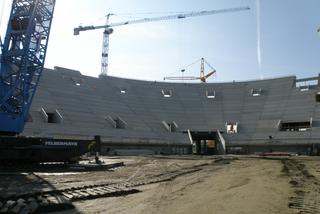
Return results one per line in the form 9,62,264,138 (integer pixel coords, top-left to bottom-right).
0,0,56,134
74,7,250,35
164,57,216,83
74,6,250,77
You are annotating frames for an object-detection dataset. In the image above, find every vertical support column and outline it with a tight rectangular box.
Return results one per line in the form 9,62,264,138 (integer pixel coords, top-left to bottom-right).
94,135,102,164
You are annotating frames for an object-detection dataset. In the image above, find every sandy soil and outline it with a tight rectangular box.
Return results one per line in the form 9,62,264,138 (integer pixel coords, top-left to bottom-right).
72,157,292,214
1,155,320,214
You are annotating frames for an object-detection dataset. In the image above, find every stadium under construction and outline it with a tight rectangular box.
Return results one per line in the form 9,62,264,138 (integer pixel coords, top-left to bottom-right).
2,1,320,213
23,66,320,156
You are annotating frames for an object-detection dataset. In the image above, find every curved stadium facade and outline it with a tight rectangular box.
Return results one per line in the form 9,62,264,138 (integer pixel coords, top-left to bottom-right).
22,67,320,155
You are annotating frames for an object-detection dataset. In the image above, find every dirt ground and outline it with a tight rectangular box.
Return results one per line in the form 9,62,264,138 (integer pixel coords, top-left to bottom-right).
71,156,292,214
1,155,320,214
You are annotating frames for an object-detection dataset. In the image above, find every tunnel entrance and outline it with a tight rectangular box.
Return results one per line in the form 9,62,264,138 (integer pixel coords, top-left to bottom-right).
186,131,221,155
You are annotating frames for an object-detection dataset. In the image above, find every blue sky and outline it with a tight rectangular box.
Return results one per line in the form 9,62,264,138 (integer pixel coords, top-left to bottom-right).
1,0,320,82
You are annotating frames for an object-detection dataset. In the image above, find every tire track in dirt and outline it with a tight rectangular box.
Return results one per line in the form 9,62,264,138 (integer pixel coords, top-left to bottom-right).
282,159,320,214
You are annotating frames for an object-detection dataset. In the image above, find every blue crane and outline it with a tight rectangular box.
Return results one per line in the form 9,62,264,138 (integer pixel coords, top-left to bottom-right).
74,7,250,77
0,0,102,163
0,0,56,135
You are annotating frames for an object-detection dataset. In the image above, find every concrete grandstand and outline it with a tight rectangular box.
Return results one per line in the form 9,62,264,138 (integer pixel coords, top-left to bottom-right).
22,67,320,155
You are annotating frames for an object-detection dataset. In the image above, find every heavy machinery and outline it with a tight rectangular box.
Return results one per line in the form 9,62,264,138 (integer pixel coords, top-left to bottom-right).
0,0,100,162
164,57,216,83
74,7,250,77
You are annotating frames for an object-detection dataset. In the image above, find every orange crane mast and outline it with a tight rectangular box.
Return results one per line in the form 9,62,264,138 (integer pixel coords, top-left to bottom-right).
164,58,216,83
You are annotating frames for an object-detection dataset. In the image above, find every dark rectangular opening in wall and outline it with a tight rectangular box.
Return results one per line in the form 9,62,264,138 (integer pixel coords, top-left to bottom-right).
206,90,215,99
316,92,320,102
47,113,55,123
279,121,311,131
161,89,172,98
251,88,262,96
185,131,218,155
162,121,178,132
105,115,127,129
41,109,63,124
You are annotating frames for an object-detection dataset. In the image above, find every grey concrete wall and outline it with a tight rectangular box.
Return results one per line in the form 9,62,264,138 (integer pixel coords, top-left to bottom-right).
22,67,320,148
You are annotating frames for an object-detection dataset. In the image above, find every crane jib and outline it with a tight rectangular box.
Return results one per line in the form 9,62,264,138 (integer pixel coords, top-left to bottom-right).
74,6,250,77
75,6,250,33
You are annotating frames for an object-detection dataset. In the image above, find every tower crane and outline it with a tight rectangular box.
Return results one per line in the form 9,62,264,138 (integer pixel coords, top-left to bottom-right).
74,7,250,77
164,58,216,83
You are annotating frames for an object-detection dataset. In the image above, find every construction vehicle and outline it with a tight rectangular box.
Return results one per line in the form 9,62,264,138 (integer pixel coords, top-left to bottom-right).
74,7,250,77
164,57,216,83
0,0,100,162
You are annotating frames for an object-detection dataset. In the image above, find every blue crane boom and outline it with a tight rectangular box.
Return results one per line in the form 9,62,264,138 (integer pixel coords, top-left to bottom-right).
0,1,101,163
74,6,250,77
0,0,56,135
